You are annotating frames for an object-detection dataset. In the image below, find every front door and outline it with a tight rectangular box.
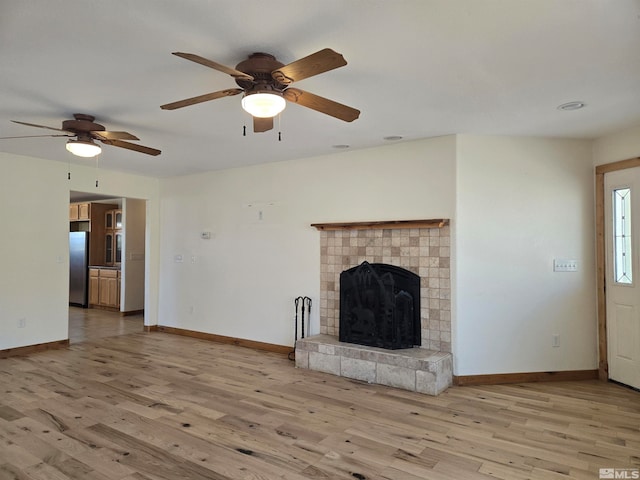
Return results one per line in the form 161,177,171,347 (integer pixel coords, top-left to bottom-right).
605,168,640,389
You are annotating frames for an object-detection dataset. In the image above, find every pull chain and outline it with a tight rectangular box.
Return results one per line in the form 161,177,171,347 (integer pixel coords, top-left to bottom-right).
95,155,100,188
243,124,246,137
278,113,282,141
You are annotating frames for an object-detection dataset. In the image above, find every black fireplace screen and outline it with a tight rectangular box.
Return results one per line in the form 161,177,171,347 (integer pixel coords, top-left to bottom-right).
339,261,421,349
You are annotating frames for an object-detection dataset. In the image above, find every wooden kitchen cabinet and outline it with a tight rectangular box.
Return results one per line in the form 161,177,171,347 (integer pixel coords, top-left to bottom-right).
69,201,118,266
98,269,119,308
89,269,100,305
105,209,122,229
105,231,123,266
105,209,123,266
89,267,120,310
69,202,90,221
78,203,90,220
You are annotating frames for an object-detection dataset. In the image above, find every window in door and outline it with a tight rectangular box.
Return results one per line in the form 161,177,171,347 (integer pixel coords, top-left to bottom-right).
613,187,632,285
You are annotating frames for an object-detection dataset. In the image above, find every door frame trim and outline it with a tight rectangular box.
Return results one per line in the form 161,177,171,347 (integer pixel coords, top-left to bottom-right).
595,157,640,380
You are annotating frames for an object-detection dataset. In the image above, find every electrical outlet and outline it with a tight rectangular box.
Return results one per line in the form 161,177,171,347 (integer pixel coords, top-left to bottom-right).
17,318,26,328
552,334,560,347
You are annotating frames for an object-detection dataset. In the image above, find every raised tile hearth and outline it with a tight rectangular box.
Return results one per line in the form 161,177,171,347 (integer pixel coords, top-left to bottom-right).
295,334,452,396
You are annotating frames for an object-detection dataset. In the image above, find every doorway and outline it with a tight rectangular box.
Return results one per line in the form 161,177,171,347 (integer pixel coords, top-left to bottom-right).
68,191,147,342
596,158,640,389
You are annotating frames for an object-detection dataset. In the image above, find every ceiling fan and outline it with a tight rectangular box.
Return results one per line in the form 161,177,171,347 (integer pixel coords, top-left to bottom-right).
1,113,161,157
161,48,360,133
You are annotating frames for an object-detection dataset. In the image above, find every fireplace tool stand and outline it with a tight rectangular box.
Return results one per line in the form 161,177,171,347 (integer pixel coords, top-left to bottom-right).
289,296,312,361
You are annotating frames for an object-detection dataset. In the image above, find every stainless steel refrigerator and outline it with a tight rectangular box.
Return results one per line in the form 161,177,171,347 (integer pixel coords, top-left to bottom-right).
69,231,89,307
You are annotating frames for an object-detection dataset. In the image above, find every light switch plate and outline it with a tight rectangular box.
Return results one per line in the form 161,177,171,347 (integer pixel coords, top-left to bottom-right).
554,259,578,272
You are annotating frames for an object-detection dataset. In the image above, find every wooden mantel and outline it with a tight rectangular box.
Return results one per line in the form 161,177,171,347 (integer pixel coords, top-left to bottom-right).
311,219,449,231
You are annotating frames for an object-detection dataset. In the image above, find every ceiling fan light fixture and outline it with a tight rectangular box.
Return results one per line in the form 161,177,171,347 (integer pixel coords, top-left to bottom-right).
66,139,102,157
241,91,286,118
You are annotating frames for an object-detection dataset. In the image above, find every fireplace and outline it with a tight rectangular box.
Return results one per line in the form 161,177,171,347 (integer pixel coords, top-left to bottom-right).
340,261,421,349
316,221,452,353
295,220,453,396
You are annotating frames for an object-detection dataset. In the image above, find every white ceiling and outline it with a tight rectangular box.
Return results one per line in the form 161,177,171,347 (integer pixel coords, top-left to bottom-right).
2,0,640,177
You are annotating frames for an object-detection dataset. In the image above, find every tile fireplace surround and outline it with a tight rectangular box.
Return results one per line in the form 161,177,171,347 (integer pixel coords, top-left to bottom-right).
295,220,453,396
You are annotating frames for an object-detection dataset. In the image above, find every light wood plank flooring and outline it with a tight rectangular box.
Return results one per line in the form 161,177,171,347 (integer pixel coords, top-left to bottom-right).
69,307,144,344
0,331,638,479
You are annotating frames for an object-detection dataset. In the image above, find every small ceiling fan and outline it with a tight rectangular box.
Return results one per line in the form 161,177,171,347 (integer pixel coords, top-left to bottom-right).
161,48,360,133
0,113,161,157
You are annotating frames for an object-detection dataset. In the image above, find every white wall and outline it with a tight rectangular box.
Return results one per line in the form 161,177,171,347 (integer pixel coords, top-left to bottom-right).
122,198,146,312
159,134,601,375
158,136,456,347
0,153,70,349
454,135,596,375
593,123,640,165
0,153,160,350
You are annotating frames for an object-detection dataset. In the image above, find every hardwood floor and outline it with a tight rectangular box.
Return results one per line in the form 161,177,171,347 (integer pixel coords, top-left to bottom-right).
0,330,638,480
68,307,144,344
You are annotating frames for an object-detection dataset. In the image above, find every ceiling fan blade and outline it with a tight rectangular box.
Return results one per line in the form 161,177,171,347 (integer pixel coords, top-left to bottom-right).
160,88,243,110
283,88,360,122
272,48,347,85
0,134,72,139
172,52,254,81
11,120,70,133
102,139,161,156
92,131,139,141
253,117,273,133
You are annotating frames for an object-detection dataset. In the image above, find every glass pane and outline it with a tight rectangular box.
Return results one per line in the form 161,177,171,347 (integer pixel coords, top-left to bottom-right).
613,187,632,284
105,234,113,264
115,234,122,263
